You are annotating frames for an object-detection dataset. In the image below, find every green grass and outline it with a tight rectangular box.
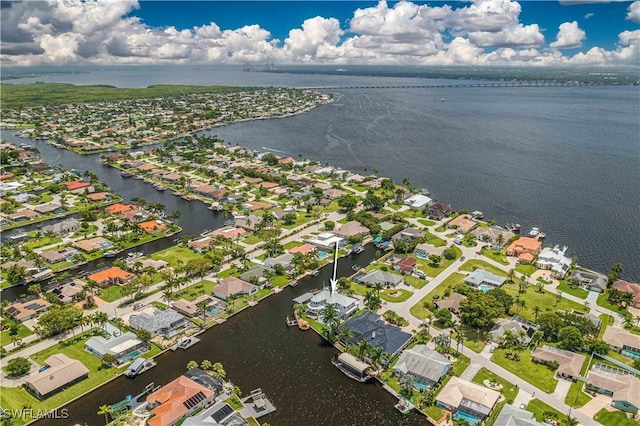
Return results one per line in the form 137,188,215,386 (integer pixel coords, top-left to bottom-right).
423,231,447,247
459,259,508,277
452,353,471,377
150,245,205,269
98,285,125,303
472,367,519,404
399,209,425,219
283,240,304,250
226,395,244,410
269,275,290,287
0,330,127,425
460,326,486,353
501,283,588,321
565,380,592,408
414,272,467,314
491,348,558,392
417,219,436,227
515,264,537,276
557,281,589,299
173,280,217,301
281,214,314,230
482,249,509,265
424,406,445,421
526,399,565,424
23,236,62,250
594,409,638,426
380,288,413,303
403,275,429,289
598,314,614,339
415,246,462,278
0,321,33,347
596,292,629,314
242,234,262,245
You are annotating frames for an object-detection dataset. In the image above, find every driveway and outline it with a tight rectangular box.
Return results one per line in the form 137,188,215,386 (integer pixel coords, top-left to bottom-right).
578,394,612,418
551,378,572,400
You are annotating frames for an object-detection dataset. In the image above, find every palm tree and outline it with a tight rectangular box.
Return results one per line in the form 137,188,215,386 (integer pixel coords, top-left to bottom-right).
563,416,578,426
97,405,112,425
357,339,373,361
368,347,387,374
532,305,542,321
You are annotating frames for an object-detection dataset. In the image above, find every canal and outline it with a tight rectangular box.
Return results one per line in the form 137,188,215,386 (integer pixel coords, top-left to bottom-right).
3,135,424,426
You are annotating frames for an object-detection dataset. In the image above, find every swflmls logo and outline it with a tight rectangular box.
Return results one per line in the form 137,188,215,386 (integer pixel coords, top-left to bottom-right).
0,408,70,419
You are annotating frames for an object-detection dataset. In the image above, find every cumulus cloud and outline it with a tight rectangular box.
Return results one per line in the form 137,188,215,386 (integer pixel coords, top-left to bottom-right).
627,1,640,22
0,0,636,67
550,21,586,49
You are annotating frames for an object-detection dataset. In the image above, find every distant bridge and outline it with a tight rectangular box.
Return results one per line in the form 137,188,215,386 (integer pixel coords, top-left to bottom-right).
300,81,605,90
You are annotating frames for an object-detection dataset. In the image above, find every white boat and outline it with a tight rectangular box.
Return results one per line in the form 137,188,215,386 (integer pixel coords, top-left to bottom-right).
104,250,118,257
440,98,446,102
528,227,540,237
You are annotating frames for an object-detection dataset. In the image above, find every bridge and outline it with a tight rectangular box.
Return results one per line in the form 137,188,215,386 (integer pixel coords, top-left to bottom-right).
300,81,604,90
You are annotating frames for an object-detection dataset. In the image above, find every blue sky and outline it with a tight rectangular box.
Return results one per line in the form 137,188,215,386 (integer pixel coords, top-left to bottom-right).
1,0,638,66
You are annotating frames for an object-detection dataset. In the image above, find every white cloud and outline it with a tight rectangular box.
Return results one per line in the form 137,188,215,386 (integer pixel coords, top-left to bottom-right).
627,1,640,22
0,0,637,67
550,21,586,49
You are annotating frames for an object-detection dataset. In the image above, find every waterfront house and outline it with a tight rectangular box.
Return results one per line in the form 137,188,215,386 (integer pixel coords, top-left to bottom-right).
181,402,242,426
239,265,271,284
263,253,295,273
288,243,316,256
586,366,640,413
334,221,370,239
306,232,343,250
171,295,217,318
85,191,112,202
403,194,432,209
7,208,39,222
73,236,113,253
612,280,640,308
234,215,261,232
338,311,412,358
212,226,246,239
413,242,445,259
213,277,258,300
506,237,542,262
65,181,91,192
138,219,167,233
129,309,189,339
306,288,358,319
105,203,139,217
472,226,515,248
434,293,467,314
32,203,63,215
87,267,134,287
393,257,417,275
51,279,85,304
393,345,451,390
531,345,586,381
464,269,506,289
183,368,224,394
145,375,215,426
139,259,169,271
436,377,500,424
568,269,607,293
6,298,51,323
493,404,544,426
85,331,148,364
447,214,477,233
357,269,405,288
391,227,424,242
40,247,80,264
536,245,572,278
602,326,640,356
24,354,89,400
187,236,212,253
41,218,81,235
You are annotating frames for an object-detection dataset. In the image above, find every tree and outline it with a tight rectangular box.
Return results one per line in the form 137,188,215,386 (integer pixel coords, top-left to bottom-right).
486,288,514,315
5,264,27,285
563,416,579,426
357,339,373,361
399,374,415,399
364,290,382,312
337,195,358,212
587,339,610,355
368,347,388,373
4,357,30,377
532,305,542,321
322,304,340,342
135,329,152,342
200,359,213,371
428,254,441,268
282,213,296,226
607,262,623,288
186,360,199,370
101,353,117,366
435,308,453,327
210,362,226,379
97,405,113,426
27,284,42,295
558,326,583,352
442,246,457,261
537,312,564,340
363,192,384,211
459,292,503,333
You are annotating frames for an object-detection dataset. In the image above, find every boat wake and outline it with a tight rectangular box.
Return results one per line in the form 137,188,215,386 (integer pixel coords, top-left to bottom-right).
262,147,289,154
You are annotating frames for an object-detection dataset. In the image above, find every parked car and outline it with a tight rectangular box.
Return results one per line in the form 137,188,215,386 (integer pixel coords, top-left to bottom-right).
459,256,466,261
519,403,526,409
133,302,145,311
489,345,496,353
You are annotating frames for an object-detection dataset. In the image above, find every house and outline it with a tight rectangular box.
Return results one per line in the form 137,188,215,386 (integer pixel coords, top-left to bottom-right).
183,367,224,394
242,201,273,212
531,345,586,381
40,247,79,263
172,295,217,318
288,243,316,256
85,192,112,202
211,226,246,239
413,242,445,259
447,214,477,233
182,402,244,426
391,227,424,242
145,375,216,426
139,259,169,271
24,354,89,400
239,265,272,284
357,269,405,287
263,253,295,272
307,288,358,319
233,215,261,232
187,237,212,253
87,267,134,287
506,237,542,261
489,318,535,345
403,194,432,209
493,404,544,426
393,257,417,275
472,226,515,248
602,326,640,355
5,298,51,323
338,311,412,358
41,218,81,235
333,221,369,239
569,269,607,293
65,181,91,192
105,203,139,217
32,203,63,214
436,377,500,424
324,188,345,199
129,309,189,339
51,279,85,303
536,245,572,278
7,208,39,222
85,332,148,364
434,293,467,314
393,345,451,390
464,269,506,289
306,232,343,250
586,366,640,413
213,277,258,300
73,236,113,252
138,220,167,233
612,280,640,308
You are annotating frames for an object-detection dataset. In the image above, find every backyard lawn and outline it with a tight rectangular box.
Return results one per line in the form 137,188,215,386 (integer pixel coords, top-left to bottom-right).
501,283,588,321
242,234,262,245
459,259,508,277
557,281,589,299
269,275,290,287
173,280,217,301
98,284,125,303
472,367,519,404
150,245,205,268
491,348,558,392
594,409,638,426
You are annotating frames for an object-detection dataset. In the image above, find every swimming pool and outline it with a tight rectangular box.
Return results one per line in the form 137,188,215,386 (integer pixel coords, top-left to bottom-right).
478,284,493,293
207,307,223,317
622,349,640,358
317,251,329,259
454,411,481,424
122,351,141,361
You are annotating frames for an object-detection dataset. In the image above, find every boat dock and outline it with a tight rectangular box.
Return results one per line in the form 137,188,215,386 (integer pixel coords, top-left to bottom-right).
285,315,297,327
238,389,276,420
110,382,160,412
124,358,157,378
170,336,200,351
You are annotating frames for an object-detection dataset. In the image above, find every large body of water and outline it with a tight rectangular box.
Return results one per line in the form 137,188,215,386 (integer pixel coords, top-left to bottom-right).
6,65,638,280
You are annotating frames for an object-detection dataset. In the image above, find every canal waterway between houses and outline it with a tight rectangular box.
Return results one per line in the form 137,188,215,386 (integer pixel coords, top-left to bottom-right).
3,135,424,426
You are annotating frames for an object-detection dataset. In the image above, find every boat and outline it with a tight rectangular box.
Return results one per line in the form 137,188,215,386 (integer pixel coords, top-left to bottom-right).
200,229,211,236
538,231,546,239
352,243,365,255
153,184,166,191
104,250,118,257
290,280,298,287
394,398,413,414
332,353,372,383
528,227,540,237
124,358,157,378
126,252,143,262
440,98,446,102
351,264,362,271
171,336,200,351
209,202,223,211
311,270,320,276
